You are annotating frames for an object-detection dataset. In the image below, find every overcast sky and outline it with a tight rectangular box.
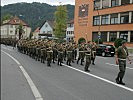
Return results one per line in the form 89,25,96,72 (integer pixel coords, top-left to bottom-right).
1,0,75,6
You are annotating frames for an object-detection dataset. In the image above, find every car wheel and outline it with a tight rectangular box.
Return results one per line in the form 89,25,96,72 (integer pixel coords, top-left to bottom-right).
102,52,106,57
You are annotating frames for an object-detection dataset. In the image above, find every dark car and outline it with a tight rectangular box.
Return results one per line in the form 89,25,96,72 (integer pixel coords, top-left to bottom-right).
96,44,115,57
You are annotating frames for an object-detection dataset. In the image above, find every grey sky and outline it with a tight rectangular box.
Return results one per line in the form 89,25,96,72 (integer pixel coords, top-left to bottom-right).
1,0,75,6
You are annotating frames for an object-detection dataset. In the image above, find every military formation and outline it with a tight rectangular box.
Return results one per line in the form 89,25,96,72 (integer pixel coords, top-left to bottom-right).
16,39,97,72
2,38,132,85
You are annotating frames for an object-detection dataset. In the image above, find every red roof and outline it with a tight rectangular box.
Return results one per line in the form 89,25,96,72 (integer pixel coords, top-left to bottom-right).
67,19,74,24
34,27,40,32
2,16,29,26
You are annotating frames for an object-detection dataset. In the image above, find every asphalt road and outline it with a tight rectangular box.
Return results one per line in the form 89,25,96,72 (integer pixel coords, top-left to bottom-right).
1,45,133,100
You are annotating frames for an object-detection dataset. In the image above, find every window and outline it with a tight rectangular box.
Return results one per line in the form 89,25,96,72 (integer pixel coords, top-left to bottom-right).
93,16,100,25
79,4,89,17
132,12,133,23
10,30,13,35
94,0,101,10
121,0,130,5
92,32,98,41
109,32,117,42
111,0,119,7
131,31,133,42
101,32,107,42
102,15,109,25
120,31,128,41
102,0,109,8
45,24,48,27
48,31,51,34
120,12,129,24
110,14,118,24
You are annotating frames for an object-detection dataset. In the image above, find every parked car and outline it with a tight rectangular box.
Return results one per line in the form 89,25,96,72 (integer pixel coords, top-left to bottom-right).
96,44,115,57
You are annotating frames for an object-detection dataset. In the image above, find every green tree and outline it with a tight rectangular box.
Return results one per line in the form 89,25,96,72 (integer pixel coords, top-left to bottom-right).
2,14,12,22
54,5,68,42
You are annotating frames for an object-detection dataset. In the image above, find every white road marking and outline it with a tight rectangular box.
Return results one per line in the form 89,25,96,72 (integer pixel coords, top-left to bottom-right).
62,64,133,92
2,50,43,100
106,63,133,70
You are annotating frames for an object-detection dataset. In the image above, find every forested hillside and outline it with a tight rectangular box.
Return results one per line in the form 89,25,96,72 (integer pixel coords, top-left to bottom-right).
1,2,75,31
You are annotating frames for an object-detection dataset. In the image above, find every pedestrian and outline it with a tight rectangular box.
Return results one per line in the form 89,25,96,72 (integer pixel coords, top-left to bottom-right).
115,40,132,85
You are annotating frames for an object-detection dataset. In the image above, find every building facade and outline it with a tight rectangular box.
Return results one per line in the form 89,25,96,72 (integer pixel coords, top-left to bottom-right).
66,20,74,42
32,27,40,39
74,0,133,47
39,20,54,39
1,16,31,39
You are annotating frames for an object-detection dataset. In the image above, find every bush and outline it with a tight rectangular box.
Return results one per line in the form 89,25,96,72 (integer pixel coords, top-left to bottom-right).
114,38,123,48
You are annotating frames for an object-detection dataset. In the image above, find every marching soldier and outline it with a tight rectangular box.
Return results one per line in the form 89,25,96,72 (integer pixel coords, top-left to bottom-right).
57,44,64,66
84,45,91,72
52,45,58,63
115,40,132,85
91,42,97,65
40,45,47,63
46,47,53,67
77,44,85,65
66,44,73,66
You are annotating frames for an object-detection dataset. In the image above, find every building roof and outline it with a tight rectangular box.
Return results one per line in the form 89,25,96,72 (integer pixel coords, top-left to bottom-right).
67,19,74,24
34,27,40,33
2,16,29,27
39,20,54,30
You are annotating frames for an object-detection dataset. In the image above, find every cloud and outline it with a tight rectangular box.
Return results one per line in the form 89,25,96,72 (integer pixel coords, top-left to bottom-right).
1,0,75,6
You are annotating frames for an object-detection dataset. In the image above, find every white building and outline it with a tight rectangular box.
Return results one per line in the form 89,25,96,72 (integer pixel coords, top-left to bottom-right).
66,20,74,42
0,16,31,39
32,27,40,39
39,20,54,39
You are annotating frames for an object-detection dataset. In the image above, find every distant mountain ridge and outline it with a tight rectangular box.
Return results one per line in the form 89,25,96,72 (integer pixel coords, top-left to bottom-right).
1,2,75,31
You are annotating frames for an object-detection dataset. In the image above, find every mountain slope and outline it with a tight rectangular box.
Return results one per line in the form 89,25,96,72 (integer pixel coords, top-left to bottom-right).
1,2,75,31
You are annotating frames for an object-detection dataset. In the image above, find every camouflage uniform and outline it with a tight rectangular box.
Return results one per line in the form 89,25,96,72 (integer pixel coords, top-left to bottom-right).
57,46,64,66
46,47,53,67
77,45,85,65
115,45,129,85
84,46,91,72
91,43,97,65
66,45,73,66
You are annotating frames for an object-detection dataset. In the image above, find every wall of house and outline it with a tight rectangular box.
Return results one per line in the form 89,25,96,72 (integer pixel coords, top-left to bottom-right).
66,25,74,41
1,24,31,39
40,22,53,35
1,25,8,38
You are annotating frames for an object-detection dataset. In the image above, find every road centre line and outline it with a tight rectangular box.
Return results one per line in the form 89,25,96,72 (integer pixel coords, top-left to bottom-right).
62,64,133,92
2,50,43,100
106,63,133,70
